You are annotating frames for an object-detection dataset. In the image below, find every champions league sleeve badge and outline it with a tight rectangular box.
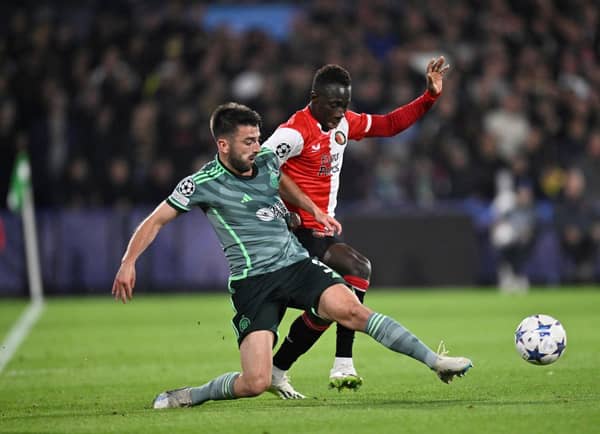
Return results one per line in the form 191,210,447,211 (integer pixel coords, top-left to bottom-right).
275,142,292,159
177,177,196,196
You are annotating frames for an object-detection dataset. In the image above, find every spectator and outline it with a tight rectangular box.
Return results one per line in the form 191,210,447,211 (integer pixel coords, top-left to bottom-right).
554,168,600,282
0,0,596,219
577,131,600,205
491,172,537,293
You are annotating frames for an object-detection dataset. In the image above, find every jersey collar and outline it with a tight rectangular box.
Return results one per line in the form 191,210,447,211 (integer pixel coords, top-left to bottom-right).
215,154,258,180
304,105,329,134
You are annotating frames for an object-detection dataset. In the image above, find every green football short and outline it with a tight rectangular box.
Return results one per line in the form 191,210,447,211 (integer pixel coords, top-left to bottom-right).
229,257,346,346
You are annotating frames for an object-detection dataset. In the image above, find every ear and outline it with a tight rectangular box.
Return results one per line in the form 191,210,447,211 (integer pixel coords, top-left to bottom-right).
310,90,318,102
216,137,229,154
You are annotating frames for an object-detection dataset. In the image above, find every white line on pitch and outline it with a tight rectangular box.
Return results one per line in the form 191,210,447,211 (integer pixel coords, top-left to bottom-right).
0,300,44,374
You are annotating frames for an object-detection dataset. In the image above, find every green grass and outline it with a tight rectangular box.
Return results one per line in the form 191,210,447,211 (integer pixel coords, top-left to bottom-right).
1,289,599,434
0,299,28,342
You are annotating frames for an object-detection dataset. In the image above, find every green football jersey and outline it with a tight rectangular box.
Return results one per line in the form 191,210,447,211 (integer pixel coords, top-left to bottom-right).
167,147,309,281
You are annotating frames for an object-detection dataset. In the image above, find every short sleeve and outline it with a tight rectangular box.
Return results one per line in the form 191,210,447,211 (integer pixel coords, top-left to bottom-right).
167,176,198,212
261,127,304,166
346,110,372,141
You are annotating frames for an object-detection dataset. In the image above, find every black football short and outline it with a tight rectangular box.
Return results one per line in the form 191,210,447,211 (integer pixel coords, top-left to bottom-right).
229,257,345,346
293,228,343,260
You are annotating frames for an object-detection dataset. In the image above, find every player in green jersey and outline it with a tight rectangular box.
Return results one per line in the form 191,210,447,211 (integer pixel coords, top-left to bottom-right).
111,102,472,409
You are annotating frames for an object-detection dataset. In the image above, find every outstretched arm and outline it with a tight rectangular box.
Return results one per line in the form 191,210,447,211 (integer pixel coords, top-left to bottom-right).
112,201,179,303
279,173,342,236
366,56,449,137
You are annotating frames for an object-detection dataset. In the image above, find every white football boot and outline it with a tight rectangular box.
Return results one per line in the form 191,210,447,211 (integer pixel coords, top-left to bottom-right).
432,341,473,384
152,387,193,409
329,358,363,391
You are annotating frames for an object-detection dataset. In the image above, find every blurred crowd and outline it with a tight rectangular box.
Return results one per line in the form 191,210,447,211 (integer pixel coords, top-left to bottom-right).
1,0,599,282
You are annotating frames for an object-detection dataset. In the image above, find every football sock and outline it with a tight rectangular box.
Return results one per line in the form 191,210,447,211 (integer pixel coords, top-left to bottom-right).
273,312,330,370
335,276,369,358
332,357,354,371
365,312,438,368
271,365,286,384
190,372,239,405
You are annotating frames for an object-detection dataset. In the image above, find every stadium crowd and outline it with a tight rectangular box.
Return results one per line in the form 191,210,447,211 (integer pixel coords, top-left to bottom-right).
1,0,599,282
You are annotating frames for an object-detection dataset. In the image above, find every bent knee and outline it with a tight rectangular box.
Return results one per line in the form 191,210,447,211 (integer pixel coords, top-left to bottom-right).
340,301,371,329
352,256,372,280
341,252,372,280
243,374,271,397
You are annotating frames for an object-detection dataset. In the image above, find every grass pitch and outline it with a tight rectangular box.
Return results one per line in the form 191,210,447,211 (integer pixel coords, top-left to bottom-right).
1,288,599,434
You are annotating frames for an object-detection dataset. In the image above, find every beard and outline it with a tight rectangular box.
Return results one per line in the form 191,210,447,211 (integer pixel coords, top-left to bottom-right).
228,153,254,174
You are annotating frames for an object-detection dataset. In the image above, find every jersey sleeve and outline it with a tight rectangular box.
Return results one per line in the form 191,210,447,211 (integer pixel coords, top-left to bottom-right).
167,175,206,212
345,110,373,141
261,127,304,166
366,91,438,137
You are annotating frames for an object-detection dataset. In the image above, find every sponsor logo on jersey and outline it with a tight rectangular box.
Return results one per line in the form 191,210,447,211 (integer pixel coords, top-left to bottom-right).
317,153,341,176
256,199,289,222
334,131,347,145
275,142,292,159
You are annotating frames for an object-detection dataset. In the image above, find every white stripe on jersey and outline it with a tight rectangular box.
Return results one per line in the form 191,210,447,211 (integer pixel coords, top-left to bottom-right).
326,117,350,217
261,127,304,166
364,114,372,134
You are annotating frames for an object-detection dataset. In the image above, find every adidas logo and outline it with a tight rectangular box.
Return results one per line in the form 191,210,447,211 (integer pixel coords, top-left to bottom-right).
241,194,252,203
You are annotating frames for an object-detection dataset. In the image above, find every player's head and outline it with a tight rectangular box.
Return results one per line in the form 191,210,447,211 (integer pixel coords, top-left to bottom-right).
310,64,352,131
210,102,262,175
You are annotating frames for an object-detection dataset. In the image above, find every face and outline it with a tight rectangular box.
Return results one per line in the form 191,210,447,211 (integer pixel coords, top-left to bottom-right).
310,84,351,131
219,124,261,175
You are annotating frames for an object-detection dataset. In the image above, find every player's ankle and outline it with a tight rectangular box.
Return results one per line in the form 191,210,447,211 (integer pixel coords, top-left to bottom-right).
271,365,286,383
333,357,354,369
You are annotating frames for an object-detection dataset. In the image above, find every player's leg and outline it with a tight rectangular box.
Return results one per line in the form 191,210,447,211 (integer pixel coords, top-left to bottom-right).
154,275,285,409
270,310,327,398
322,243,371,389
153,330,273,409
316,283,473,384
273,231,369,391
233,330,275,396
271,231,335,394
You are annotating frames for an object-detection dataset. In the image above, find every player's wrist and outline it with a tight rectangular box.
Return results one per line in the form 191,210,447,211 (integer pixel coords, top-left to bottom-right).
424,88,440,99
121,257,136,266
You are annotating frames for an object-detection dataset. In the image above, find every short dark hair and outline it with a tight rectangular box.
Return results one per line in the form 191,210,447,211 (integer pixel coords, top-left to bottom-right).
312,64,351,92
209,102,262,140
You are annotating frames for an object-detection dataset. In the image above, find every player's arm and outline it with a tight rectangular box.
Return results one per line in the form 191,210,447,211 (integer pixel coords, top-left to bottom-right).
364,56,449,138
112,201,179,304
279,173,342,236
261,127,304,166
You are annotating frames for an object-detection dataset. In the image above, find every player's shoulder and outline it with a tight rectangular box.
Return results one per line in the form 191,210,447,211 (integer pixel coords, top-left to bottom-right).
344,109,365,123
280,107,315,136
257,146,276,163
190,158,226,185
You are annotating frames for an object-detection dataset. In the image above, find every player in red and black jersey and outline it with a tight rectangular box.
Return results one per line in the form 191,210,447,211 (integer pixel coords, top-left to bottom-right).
262,57,449,396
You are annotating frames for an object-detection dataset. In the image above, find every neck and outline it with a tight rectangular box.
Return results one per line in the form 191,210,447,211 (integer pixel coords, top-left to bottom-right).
218,155,253,177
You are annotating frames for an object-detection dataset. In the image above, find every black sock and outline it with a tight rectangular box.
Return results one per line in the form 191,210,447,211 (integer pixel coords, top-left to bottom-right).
273,313,329,370
335,288,366,358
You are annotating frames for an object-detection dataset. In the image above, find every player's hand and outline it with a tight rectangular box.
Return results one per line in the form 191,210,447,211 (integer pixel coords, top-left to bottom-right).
312,211,342,238
285,212,302,231
426,56,449,96
112,261,136,304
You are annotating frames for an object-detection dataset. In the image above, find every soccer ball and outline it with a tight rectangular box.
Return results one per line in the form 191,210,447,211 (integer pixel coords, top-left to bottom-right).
514,314,567,365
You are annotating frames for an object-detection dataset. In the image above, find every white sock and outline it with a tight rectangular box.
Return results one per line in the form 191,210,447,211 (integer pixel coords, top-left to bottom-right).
333,357,354,370
272,365,286,383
